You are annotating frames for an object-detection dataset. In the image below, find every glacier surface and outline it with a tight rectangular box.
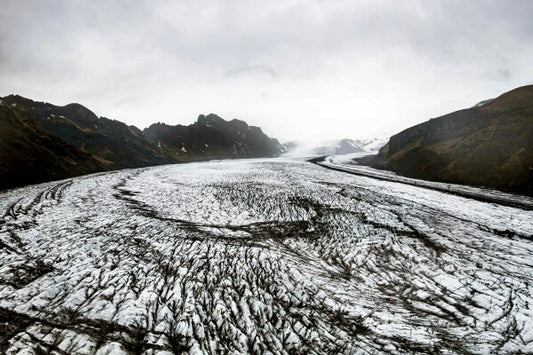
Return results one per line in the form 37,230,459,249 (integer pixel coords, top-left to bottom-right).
0,158,532,354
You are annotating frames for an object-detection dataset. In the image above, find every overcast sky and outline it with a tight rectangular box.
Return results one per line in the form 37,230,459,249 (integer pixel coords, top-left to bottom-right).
1,0,532,140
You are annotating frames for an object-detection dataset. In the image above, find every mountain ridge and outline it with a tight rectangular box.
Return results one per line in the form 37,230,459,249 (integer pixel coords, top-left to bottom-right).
357,85,533,195
0,95,282,190
143,113,283,161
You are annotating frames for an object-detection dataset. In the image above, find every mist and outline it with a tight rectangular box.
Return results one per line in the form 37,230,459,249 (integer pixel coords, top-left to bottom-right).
1,0,532,140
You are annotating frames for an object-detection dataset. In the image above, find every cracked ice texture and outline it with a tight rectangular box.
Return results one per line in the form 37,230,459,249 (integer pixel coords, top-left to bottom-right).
0,158,532,354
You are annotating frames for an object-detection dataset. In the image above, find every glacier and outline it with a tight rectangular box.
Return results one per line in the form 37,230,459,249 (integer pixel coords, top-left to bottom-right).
0,158,532,354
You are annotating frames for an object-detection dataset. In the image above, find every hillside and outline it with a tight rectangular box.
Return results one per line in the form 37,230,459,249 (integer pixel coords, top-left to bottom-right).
0,105,104,189
143,114,283,161
1,95,175,170
358,85,533,195
0,96,282,190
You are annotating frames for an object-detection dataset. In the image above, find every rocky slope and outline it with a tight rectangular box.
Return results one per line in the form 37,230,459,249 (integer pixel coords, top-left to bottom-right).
0,105,104,189
0,96,282,190
1,95,177,170
358,85,533,195
143,114,283,161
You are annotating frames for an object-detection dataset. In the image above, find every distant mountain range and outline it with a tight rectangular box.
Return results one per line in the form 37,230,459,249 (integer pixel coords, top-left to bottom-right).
358,85,533,195
283,137,387,156
0,95,282,190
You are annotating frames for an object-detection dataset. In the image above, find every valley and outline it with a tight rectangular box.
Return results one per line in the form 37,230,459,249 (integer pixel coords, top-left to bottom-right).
1,158,532,354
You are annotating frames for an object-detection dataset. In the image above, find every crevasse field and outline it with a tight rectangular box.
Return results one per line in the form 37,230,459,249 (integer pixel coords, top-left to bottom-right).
1,158,532,354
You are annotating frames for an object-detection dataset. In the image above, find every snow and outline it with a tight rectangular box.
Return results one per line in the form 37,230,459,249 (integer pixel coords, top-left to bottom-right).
362,137,388,152
474,98,495,107
283,137,388,157
0,158,532,353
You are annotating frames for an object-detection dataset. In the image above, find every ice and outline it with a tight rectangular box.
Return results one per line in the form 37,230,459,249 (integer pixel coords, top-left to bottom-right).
0,158,531,353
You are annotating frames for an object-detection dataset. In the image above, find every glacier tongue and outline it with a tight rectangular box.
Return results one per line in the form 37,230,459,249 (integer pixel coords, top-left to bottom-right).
0,158,532,354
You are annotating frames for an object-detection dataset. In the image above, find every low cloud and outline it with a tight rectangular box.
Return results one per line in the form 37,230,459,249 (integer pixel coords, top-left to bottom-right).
223,65,277,80
1,0,532,139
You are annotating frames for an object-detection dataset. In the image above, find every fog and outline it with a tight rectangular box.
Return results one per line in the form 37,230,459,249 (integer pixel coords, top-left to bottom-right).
1,0,532,140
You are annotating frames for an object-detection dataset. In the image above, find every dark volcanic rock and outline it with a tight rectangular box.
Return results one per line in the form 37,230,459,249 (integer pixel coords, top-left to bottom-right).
358,85,533,195
1,95,174,169
0,96,283,190
143,113,283,160
0,104,104,190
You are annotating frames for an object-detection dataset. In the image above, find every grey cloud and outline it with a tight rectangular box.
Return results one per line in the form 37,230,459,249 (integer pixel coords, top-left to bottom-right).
1,0,533,139
223,65,277,79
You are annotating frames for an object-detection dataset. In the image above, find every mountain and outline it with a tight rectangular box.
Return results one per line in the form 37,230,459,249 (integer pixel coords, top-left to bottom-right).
359,136,389,152
1,95,174,170
283,138,367,156
143,114,283,161
313,139,366,155
0,95,282,190
358,85,533,195
0,104,104,189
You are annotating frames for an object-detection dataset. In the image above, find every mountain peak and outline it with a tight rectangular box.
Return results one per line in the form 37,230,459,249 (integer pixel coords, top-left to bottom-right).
2,94,39,108
197,113,225,125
